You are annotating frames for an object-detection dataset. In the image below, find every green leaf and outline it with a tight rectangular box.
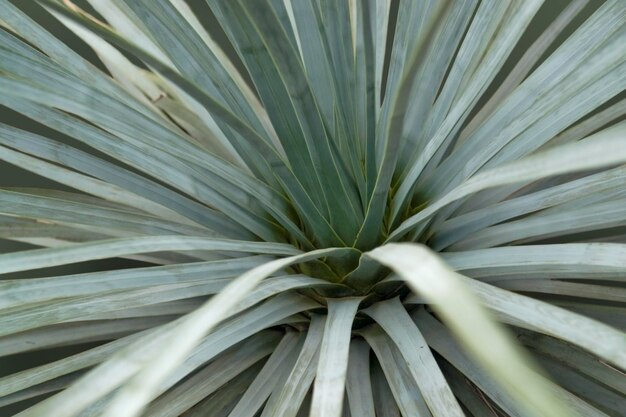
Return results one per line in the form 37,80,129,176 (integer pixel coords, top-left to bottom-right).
20,0,330,247
261,315,326,417
0,235,300,275
0,274,323,338
431,166,626,250
0,317,169,357
370,0,390,118
17,292,317,417
206,0,328,211
367,243,572,417
354,0,449,250
310,297,362,417
515,329,626,395
354,0,377,205
496,280,626,304
391,0,541,221
533,355,626,417
449,197,626,250
287,0,337,133
455,0,589,149
98,247,351,417
0,332,142,397
0,282,222,338
219,0,364,244
226,330,304,417
0,77,281,241
143,331,280,417
441,362,501,417
115,0,282,185
370,357,402,417
359,325,431,417
0,0,166,121
390,123,626,240
0,256,267,311
462,279,626,370
364,297,464,417
0,134,207,229
422,0,625,199
76,299,203,322
442,243,626,281
183,363,262,417
345,338,376,417
49,12,244,166
415,309,611,417
0,189,209,237
394,0,477,175
288,0,368,203
0,374,77,409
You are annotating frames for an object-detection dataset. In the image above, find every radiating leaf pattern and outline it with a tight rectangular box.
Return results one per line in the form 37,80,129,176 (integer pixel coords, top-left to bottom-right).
0,0,624,416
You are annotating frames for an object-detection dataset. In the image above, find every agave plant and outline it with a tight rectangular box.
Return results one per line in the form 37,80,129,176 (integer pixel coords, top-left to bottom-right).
0,0,625,416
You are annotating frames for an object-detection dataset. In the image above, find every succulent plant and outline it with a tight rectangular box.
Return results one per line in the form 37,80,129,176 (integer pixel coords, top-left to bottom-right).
0,0,625,416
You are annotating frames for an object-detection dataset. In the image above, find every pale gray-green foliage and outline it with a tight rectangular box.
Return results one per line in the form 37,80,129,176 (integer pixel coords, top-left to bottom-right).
0,0,625,417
